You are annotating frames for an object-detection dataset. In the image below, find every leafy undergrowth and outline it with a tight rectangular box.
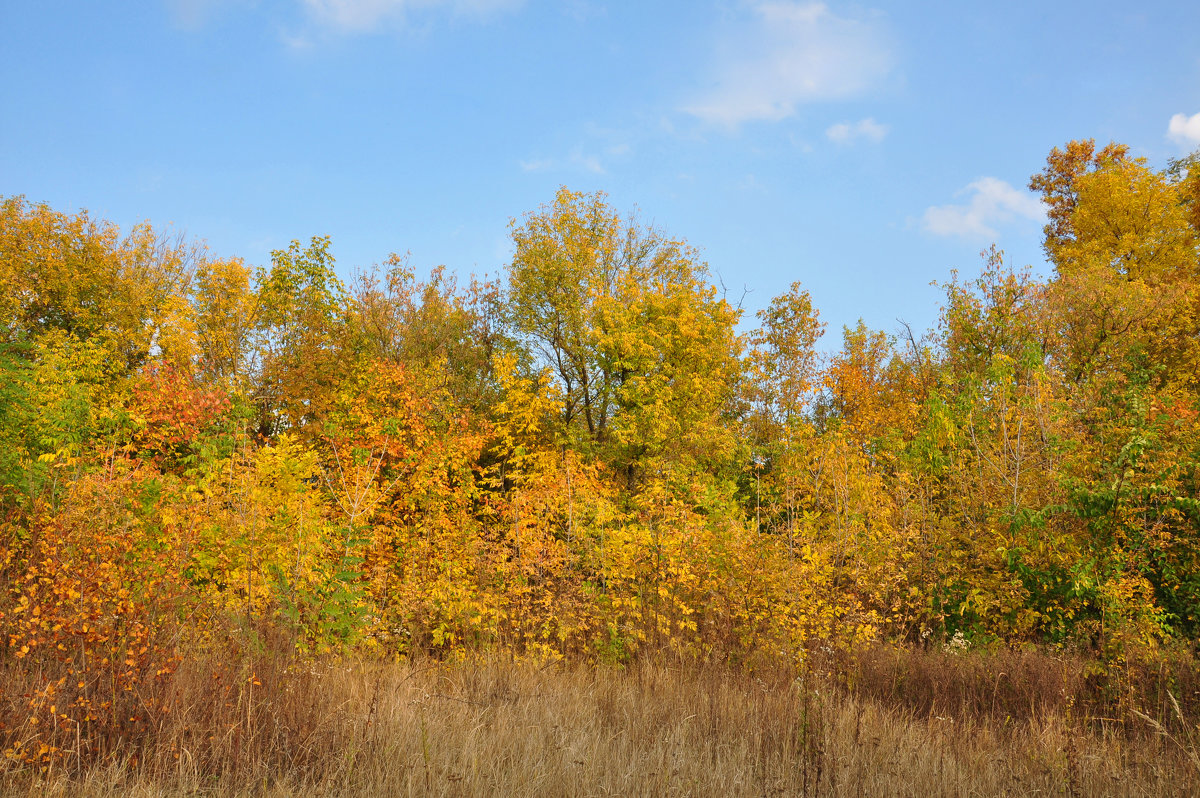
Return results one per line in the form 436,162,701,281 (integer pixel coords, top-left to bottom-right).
3,647,1198,797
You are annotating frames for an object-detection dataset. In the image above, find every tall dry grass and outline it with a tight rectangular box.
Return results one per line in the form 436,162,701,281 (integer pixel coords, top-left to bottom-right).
838,644,1200,732
4,646,1198,797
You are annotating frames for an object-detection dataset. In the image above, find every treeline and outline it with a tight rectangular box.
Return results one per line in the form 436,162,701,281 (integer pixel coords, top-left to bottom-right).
2,140,1199,765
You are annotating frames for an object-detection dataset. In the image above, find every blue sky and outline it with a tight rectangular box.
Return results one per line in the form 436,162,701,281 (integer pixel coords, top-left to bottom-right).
3,1,1199,344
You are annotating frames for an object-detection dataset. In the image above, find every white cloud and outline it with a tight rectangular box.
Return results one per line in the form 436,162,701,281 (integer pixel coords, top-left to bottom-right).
1167,112,1200,147
922,177,1045,240
825,117,887,144
301,0,521,32
683,2,892,129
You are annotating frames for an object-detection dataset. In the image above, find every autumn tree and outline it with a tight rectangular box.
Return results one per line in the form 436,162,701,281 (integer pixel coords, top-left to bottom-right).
252,236,350,436
347,255,507,412
1029,142,1200,648
0,196,197,372
506,187,743,486
194,256,256,389
1031,141,1200,391
744,283,824,540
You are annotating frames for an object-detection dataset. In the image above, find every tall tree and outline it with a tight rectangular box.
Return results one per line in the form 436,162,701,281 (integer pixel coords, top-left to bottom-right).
252,236,349,436
0,196,196,371
506,188,742,484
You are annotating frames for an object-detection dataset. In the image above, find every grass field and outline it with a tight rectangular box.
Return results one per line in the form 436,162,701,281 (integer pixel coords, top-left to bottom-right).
4,647,1198,797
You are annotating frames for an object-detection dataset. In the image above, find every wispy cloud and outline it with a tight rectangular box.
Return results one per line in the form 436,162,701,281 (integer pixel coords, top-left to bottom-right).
519,123,636,176
301,0,522,32
1168,112,1200,148
166,0,520,33
922,178,1045,240
683,2,892,129
570,150,606,174
166,0,241,29
518,147,608,175
737,173,764,192
825,117,887,144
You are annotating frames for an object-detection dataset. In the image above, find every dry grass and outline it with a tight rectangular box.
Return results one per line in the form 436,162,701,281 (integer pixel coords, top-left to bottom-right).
839,644,1200,731
4,647,1199,797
